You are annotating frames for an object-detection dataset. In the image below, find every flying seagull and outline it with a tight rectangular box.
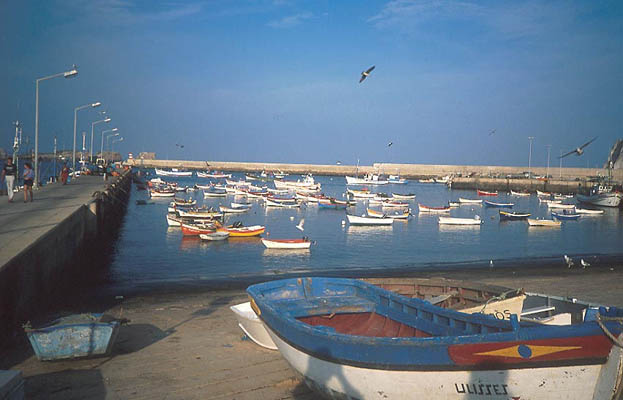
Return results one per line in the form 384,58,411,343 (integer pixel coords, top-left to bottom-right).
489,129,496,136
359,65,375,83
388,141,393,147
296,218,305,232
559,137,597,159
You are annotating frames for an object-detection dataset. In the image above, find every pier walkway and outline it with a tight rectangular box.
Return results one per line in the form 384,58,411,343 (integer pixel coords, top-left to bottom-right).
0,175,110,269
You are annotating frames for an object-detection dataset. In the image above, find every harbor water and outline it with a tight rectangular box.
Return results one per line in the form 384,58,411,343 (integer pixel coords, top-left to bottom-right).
105,173,623,293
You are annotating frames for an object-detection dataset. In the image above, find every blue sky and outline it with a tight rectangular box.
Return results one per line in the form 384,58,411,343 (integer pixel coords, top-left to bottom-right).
1,0,622,167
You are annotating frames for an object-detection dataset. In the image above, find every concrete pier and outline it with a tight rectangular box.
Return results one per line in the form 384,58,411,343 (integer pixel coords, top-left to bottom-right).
0,172,131,343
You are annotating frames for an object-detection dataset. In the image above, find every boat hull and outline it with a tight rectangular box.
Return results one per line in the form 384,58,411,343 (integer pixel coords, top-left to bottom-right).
230,302,277,350
261,239,312,249
577,193,622,207
345,176,389,185
438,217,482,225
268,325,623,400
347,214,394,225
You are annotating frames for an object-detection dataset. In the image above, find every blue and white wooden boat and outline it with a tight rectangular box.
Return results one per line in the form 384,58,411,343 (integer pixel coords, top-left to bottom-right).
248,277,623,400
484,200,514,208
499,210,530,221
552,211,581,221
24,313,121,361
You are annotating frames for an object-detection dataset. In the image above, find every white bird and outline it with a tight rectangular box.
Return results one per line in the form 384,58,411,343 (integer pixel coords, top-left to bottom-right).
296,218,305,232
359,65,375,83
564,255,574,268
559,137,597,158
289,216,294,221
489,260,494,268
581,259,590,269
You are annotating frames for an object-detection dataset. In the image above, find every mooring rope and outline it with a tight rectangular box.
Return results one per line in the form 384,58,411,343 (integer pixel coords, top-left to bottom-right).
478,288,523,314
596,314,623,348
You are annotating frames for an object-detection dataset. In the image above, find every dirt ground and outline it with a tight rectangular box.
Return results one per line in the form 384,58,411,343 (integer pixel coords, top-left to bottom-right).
2,266,623,399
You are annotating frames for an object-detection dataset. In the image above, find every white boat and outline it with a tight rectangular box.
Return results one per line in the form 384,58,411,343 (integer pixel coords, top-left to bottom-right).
166,215,182,227
381,201,410,208
231,202,252,209
435,175,450,184
347,214,394,225
230,302,277,350
203,190,227,198
150,190,176,198
510,190,531,197
261,238,312,249
391,193,416,200
540,198,562,204
265,198,300,208
267,188,290,195
458,197,482,204
274,175,320,190
388,175,408,184
438,216,482,225
345,174,388,185
177,208,222,219
155,168,193,177
197,171,231,179
527,218,562,227
574,208,604,215
577,185,622,207
547,203,576,209
199,231,230,241
448,202,460,207
418,204,451,213
219,205,248,213
366,208,410,219
346,189,376,199
536,190,552,197
418,178,436,183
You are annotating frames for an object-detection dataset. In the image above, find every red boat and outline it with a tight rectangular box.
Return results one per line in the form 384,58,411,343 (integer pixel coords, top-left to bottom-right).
180,222,217,236
477,189,498,196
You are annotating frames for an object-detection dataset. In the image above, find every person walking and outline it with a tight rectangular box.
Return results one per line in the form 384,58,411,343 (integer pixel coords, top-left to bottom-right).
1,158,17,202
60,163,69,185
23,162,34,202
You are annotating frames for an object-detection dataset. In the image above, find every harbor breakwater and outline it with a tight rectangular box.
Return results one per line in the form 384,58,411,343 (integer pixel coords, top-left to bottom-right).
0,172,132,343
125,159,622,191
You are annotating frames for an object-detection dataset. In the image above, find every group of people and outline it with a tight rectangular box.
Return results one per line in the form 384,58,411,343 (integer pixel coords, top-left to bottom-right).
1,157,35,203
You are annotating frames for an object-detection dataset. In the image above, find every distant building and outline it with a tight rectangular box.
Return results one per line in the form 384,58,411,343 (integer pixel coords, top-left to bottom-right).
604,139,623,169
138,152,156,160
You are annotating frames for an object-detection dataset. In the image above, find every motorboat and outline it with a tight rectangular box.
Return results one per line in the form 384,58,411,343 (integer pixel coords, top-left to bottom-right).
577,185,622,207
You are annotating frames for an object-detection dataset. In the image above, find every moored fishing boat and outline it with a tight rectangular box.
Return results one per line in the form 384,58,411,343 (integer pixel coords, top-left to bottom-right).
265,198,301,208
499,211,530,221
388,175,408,184
318,198,352,209
367,208,410,219
381,200,409,208
438,216,482,225
155,168,193,177
203,189,227,198
346,214,394,225
510,190,531,197
484,200,514,208
261,238,312,249
477,189,498,196
219,205,249,214
448,201,460,207
177,208,222,219
574,208,604,215
180,221,217,236
345,174,389,185
173,198,196,207
458,197,482,204
536,190,552,197
552,211,581,221
198,171,232,179
527,218,562,227
391,193,416,200
216,222,265,237
418,204,451,213
230,202,252,209
149,189,176,197
577,184,622,207
547,203,576,209
247,277,623,400
540,198,562,205
346,188,376,199
199,231,229,241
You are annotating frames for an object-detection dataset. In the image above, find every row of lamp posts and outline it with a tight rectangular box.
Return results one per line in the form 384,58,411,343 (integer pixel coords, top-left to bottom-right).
34,65,123,188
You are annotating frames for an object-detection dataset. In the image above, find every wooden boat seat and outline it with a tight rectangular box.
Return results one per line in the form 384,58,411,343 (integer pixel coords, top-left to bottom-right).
299,312,432,338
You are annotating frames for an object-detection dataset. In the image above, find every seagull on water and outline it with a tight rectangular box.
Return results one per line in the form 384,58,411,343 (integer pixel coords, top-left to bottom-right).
564,255,574,268
581,259,590,269
559,137,597,158
359,65,375,83
296,218,305,232
489,260,494,269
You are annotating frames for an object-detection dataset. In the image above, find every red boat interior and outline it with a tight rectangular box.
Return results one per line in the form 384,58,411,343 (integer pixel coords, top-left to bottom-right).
298,312,432,338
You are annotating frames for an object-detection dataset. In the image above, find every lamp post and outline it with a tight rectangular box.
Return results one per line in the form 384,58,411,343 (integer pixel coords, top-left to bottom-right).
527,137,535,179
91,116,111,162
73,101,100,173
545,144,551,179
111,137,124,158
34,65,78,188
100,128,118,162
105,133,120,162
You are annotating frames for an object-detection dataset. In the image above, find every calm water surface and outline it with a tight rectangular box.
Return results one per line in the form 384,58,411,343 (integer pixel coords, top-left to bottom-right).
107,174,623,292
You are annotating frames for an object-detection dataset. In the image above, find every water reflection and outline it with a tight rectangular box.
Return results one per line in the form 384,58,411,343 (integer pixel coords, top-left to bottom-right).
262,248,311,258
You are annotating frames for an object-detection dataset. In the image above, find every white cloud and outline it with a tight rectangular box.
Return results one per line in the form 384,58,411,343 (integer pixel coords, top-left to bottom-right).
267,12,313,28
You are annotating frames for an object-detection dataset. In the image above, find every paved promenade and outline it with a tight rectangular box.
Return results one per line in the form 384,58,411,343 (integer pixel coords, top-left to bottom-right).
0,176,110,269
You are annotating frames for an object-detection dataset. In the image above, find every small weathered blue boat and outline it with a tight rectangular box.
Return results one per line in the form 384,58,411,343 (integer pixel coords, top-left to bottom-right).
248,277,623,400
484,200,514,208
499,210,530,220
25,313,121,361
552,211,581,220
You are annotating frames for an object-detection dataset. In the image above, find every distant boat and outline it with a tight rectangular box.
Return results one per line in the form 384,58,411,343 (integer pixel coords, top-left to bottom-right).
418,178,436,183
199,231,230,241
388,175,408,184
230,202,252,209
155,168,193,177
150,189,176,198
418,204,451,213
367,208,410,219
347,188,376,198
391,193,416,200
261,238,312,249
219,205,249,214
217,223,265,237
180,222,217,236
318,198,352,209
448,202,460,207
510,190,531,197
499,211,530,221
438,216,482,225
536,190,552,197
577,185,622,207
266,198,300,208
484,200,514,208
458,197,482,204
381,200,410,208
552,211,580,221
547,203,576,209
574,208,604,215
197,171,232,179
477,189,498,196
203,189,227,198
345,174,389,185
346,214,394,225
527,218,562,227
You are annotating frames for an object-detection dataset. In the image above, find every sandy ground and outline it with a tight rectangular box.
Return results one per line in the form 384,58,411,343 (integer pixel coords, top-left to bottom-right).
2,266,623,399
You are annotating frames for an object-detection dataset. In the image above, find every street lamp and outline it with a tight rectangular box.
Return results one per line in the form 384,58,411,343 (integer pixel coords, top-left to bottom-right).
100,128,118,161
111,137,124,157
91,116,111,162
34,65,78,188
527,137,535,179
106,133,120,162
73,101,100,172
545,144,551,179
